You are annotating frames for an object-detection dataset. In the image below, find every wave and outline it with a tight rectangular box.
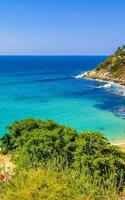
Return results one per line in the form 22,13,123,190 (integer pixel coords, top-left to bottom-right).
96,83,112,89
74,71,89,79
74,72,125,97
114,106,125,118
96,82,125,96
113,85,125,96
74,74,83,79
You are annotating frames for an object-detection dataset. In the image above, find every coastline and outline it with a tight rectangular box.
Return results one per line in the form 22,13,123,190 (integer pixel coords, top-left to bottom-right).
81,72,125,150
82,66,125,86
110,139,125,149
81,72,125,97
116,143,125,152
82,72,125,88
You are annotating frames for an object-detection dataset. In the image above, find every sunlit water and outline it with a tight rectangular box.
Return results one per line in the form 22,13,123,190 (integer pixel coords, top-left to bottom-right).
0,56,125,143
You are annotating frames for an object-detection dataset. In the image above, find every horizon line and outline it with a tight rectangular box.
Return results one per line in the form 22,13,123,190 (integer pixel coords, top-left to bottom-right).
0,54,108,56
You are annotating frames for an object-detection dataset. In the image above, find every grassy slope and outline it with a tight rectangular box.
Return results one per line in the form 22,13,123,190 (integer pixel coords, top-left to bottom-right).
0,119,125,199
83,46,125,85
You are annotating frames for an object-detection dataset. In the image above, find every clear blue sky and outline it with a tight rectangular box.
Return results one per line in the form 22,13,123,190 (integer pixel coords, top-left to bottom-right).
0,0,125,55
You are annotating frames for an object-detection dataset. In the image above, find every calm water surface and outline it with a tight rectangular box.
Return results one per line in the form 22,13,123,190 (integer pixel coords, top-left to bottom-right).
0,56,125,143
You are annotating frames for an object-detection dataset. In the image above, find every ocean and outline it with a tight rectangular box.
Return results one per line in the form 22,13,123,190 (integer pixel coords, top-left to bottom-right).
0,55,125,143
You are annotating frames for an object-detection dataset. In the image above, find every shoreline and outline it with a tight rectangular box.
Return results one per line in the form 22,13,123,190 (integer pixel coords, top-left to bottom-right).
82,68,125,86
80,71,125,96
111,139,125,146
81,72,125,150
115,143,125,152
82,72,125,88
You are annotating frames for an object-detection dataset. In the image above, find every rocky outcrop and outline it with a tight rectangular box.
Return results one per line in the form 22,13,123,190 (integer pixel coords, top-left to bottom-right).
83,46,125,85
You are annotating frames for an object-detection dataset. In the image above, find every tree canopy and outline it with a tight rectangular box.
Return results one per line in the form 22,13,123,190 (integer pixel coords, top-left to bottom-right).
0,118,125,199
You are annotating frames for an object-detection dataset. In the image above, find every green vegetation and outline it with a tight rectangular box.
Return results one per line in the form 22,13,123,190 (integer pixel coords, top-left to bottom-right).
83,45,125,84
0,118,125,199
96,45,125,73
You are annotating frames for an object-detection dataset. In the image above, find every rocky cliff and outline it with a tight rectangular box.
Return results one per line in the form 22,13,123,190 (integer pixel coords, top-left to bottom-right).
83,46,125,85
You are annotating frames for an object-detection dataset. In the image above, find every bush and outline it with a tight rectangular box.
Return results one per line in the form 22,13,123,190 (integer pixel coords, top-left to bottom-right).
0,118,125,199
0,168,122,200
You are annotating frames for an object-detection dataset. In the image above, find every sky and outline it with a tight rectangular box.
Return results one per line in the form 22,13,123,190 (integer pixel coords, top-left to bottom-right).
0,0,125,55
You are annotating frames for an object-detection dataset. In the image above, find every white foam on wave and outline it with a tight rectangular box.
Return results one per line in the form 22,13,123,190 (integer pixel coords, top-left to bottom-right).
97,82,125,96
93,79,125,96
74,71,90,79
96,83,112,89
113,84,125,96
74,72,125,96
74,74,83,79
115,105,125,118
122,90,125,96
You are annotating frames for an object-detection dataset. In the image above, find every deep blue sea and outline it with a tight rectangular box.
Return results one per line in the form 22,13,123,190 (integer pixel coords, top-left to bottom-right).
0,56,125,143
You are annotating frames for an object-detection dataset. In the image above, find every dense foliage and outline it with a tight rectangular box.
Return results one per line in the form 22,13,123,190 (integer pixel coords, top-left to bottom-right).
84,45,125,85
0,118,125,199
96,45,125,80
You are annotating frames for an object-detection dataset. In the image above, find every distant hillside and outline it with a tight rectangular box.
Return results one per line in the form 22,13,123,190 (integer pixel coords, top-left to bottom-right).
83,46,125,85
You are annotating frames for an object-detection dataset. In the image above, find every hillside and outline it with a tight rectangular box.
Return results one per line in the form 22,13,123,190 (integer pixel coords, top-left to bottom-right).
83,46,125,85
0,118,125,199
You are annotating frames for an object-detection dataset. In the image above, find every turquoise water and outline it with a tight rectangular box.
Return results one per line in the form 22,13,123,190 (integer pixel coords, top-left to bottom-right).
0,56,125,143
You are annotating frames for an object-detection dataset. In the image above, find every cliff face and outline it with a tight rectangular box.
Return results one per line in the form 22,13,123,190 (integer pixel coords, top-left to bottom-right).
83,46,125,85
